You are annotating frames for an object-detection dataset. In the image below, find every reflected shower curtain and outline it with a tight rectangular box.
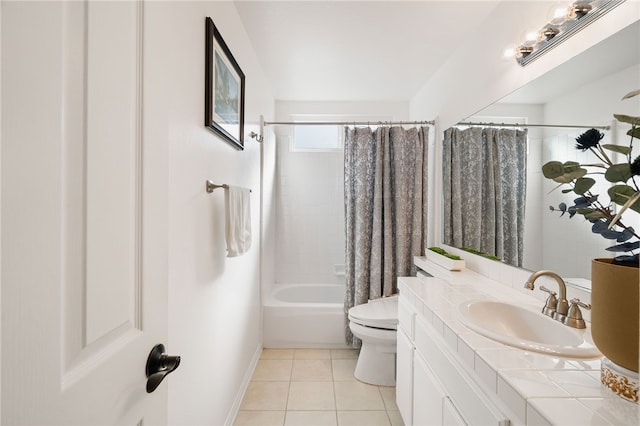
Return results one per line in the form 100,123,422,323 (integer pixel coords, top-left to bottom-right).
344,126,428,347
442,127,527,266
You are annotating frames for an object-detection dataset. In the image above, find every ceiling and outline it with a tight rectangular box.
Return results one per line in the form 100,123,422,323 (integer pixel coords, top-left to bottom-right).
234,1,501,102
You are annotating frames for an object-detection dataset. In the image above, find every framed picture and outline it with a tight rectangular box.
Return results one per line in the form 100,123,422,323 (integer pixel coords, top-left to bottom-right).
205,17,245,150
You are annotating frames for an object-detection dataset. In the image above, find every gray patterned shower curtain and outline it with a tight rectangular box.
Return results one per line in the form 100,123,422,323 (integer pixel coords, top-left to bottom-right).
343,126,429,347
442,127,527,267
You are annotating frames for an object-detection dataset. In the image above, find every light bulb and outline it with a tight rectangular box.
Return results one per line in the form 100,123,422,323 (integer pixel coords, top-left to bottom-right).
548,3,570,25
502,46,517,60
523,30,540,46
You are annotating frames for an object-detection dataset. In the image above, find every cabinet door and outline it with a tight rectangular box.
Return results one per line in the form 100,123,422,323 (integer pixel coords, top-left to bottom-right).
397,329,414,425
443,397,467,426
413,351,446,426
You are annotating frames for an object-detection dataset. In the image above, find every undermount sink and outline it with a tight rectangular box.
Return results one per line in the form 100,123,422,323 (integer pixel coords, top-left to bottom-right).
458,299,601,359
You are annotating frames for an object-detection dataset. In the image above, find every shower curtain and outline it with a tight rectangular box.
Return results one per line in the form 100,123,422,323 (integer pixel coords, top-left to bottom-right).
343,126,428,347
442,127,527,267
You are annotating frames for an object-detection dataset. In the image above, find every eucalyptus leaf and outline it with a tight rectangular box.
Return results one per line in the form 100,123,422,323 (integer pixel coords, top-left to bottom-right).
542,161,565,179
574,177,596,195
573,196,593,208
627,127,640,139
622,89,640,100
618,228,635,243
605,163,632,183
562,161,581,172
613,254,639,263
601,229,622,240
608,185,640,212
602,144,632,155
584,211,607,220
561,189,573,194
614,114,640,126
591,221,610,234
576,208,596,215
605,241,640,252
553,168,587,183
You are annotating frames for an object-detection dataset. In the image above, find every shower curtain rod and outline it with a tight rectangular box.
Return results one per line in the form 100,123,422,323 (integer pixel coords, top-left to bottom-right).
262,119,435,126
456,121,611,131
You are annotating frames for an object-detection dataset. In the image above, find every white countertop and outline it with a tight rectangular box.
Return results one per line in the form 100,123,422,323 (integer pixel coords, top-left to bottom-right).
400,257,639,426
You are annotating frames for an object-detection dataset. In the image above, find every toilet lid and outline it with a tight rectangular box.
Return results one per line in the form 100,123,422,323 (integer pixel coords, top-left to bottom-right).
348,296,398,329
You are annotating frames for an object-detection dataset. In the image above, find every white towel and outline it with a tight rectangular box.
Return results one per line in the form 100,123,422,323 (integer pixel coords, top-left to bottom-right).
225,185,251,257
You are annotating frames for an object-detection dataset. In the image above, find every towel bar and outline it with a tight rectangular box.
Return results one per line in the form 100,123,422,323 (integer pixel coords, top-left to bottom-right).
206,180,251,193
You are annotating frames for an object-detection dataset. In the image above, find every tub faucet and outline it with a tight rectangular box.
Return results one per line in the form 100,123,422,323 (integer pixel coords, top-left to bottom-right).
524,270,569,322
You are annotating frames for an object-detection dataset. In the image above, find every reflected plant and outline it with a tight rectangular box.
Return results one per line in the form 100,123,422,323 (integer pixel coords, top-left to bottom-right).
542,90,640,266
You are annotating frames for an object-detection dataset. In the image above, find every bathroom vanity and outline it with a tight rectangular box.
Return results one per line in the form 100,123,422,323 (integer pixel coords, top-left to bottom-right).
396,257,639,426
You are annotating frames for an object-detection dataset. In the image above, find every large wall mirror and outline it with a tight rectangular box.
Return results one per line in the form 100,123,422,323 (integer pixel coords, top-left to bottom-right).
441,20,640,288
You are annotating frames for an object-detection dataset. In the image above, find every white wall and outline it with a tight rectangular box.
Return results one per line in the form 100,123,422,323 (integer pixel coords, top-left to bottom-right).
272,101,409,288
144,2,274,424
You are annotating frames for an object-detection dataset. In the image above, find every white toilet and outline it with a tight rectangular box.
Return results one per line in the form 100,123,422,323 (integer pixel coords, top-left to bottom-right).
348,295,398,386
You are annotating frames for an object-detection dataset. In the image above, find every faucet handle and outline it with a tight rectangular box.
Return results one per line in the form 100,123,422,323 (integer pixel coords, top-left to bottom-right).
570,298,591,310
539,286,558,317
563,298,590,329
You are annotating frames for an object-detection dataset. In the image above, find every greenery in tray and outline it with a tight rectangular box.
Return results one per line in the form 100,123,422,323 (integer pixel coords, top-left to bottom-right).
428,246,462,261
542,89,640,266
461,247,501,261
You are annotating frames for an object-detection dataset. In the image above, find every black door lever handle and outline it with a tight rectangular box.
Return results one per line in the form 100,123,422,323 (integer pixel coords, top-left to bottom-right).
146,344,181,393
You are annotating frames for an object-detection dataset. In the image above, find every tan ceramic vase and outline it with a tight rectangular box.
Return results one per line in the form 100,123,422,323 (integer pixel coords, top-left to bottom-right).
591,258,639,373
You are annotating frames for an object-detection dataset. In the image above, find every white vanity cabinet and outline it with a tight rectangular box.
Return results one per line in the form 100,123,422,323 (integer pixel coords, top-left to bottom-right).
397,291,510,426
413,349,447,425
396,298,416,424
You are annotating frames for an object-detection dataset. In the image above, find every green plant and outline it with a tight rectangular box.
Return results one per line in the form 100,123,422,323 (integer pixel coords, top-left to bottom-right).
542,89,640,266
461,247,501,261
428,246,462,260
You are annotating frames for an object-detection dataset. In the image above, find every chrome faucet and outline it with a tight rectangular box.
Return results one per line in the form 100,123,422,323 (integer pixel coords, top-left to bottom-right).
524,270,569,322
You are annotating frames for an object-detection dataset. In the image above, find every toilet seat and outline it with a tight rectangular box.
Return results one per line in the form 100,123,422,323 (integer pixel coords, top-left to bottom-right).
348,296,398,330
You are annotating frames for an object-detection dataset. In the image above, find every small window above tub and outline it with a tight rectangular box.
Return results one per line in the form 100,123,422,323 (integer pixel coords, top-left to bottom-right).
292,123,342,152
288,114,393,152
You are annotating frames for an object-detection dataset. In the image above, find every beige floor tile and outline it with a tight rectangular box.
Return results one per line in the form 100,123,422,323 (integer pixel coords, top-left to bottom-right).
378,386,398,411
334,381,385,410
336,410,390,426
331,349,360,359
292,359,333,381
252,359,293,381
285,411,338,426
262,348,296,360
387,410,404,426
287,381,336,410
294,349,332,359
332,359,357,381
240,381,290,411
234,410,286,426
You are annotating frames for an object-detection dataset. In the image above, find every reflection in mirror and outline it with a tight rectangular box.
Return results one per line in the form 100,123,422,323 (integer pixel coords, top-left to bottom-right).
442,127,528,267
442,20,640,287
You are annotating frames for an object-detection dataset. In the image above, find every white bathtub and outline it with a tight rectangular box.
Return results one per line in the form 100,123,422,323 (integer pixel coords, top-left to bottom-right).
263,284,349,348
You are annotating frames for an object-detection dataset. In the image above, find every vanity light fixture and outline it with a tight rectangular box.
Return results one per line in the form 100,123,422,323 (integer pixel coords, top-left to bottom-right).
508,0,625,66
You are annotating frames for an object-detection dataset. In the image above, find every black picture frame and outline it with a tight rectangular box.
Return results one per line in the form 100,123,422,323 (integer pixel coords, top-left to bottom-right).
205,17,245,150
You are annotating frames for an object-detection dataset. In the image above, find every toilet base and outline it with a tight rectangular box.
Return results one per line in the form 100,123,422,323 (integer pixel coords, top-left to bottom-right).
353,342,396,386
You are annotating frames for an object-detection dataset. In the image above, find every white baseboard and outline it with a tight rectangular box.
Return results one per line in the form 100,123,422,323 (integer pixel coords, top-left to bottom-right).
224,343,263,426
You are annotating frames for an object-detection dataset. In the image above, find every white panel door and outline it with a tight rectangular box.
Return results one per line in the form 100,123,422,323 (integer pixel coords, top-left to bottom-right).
2,1,169,424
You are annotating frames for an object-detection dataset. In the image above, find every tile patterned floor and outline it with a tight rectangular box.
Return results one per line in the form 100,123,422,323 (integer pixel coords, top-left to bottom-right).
234,348,404,426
